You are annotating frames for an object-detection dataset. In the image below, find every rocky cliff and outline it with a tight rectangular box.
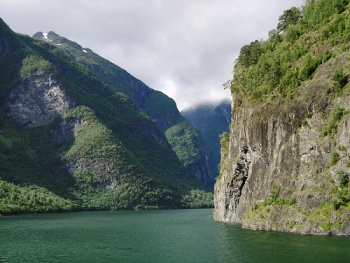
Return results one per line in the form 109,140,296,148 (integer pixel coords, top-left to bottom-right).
214,0,350,235
6,71,73,127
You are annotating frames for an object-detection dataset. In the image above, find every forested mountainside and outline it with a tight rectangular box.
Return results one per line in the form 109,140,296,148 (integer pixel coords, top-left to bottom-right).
0,18,212,214
32,32,216,188
181,100,231,177
214,0,350,235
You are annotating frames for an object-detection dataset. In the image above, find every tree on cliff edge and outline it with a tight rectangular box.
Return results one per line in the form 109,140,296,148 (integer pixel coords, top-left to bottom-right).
277,7,302,33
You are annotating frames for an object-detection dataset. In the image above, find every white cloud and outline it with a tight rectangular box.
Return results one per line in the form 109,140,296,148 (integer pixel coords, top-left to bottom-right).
0,0,305,110
158,77,178,101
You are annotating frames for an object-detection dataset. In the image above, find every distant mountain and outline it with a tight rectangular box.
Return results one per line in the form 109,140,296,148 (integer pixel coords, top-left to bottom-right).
33,31,216,187
181,100,231,177
0,18,212,214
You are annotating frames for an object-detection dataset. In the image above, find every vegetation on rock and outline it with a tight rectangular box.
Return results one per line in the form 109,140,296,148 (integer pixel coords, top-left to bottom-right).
215,0,350,235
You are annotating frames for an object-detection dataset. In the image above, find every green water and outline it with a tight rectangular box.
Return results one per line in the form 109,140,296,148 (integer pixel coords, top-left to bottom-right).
0,209,349,263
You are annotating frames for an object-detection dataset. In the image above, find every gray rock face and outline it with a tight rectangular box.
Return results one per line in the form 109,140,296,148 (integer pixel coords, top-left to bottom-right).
214,57,350,235
51,118,85,142
66,157,123,190
6,71,72,127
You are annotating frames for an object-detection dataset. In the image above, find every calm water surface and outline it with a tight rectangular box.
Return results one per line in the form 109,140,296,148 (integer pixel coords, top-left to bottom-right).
0,209,349,262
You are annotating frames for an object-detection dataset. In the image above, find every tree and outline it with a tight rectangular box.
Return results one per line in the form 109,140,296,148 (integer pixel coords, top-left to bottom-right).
277,7,302,33
334,0,349,14
237,40,262,67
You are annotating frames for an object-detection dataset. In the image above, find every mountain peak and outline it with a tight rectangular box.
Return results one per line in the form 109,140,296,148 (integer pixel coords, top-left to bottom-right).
33,31,61,42
33,31,88,52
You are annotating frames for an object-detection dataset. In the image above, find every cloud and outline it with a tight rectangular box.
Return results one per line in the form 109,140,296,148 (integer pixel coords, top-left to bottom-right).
0,0,304,110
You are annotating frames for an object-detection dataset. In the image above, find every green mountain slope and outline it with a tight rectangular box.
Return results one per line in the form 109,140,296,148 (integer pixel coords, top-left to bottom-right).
181,100,231,177
0,18,212,214
214,0,350,235
32,31,216,187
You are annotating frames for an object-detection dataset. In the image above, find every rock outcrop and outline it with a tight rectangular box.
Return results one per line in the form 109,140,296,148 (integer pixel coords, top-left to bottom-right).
215,87,350,235
6,71,72,127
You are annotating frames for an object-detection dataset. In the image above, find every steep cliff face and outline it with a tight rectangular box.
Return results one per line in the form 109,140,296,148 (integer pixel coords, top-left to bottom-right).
215,92,350,235
6,71,73,127
214,1,350,235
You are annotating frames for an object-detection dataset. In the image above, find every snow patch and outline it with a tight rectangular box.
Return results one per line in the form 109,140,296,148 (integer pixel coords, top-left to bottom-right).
57,43,62,46
42,32,48,39
82,50,88,53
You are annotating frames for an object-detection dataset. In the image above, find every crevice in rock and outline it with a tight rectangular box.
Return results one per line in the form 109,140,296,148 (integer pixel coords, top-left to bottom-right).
226,145,251,214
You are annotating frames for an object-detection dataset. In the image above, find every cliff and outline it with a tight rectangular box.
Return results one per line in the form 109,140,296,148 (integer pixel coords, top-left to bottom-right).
214,0,350,235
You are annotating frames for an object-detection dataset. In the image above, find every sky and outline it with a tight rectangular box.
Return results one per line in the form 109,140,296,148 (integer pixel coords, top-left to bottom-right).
0,0,304,110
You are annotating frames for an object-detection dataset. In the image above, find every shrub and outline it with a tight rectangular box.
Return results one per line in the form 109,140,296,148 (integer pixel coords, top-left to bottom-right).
333,170,350,210
337,170,349,187
322,105,345,137
330,151,340,165
269,184,280,203
332,68,348,92
20,55,53,79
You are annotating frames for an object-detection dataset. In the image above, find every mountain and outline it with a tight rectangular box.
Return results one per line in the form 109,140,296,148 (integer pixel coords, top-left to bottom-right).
214,0,350,235
181,100,231,177
32,31,216,187
0,18,212,214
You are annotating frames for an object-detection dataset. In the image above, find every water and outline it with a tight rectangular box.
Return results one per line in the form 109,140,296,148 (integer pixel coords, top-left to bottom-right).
0,209,349,263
